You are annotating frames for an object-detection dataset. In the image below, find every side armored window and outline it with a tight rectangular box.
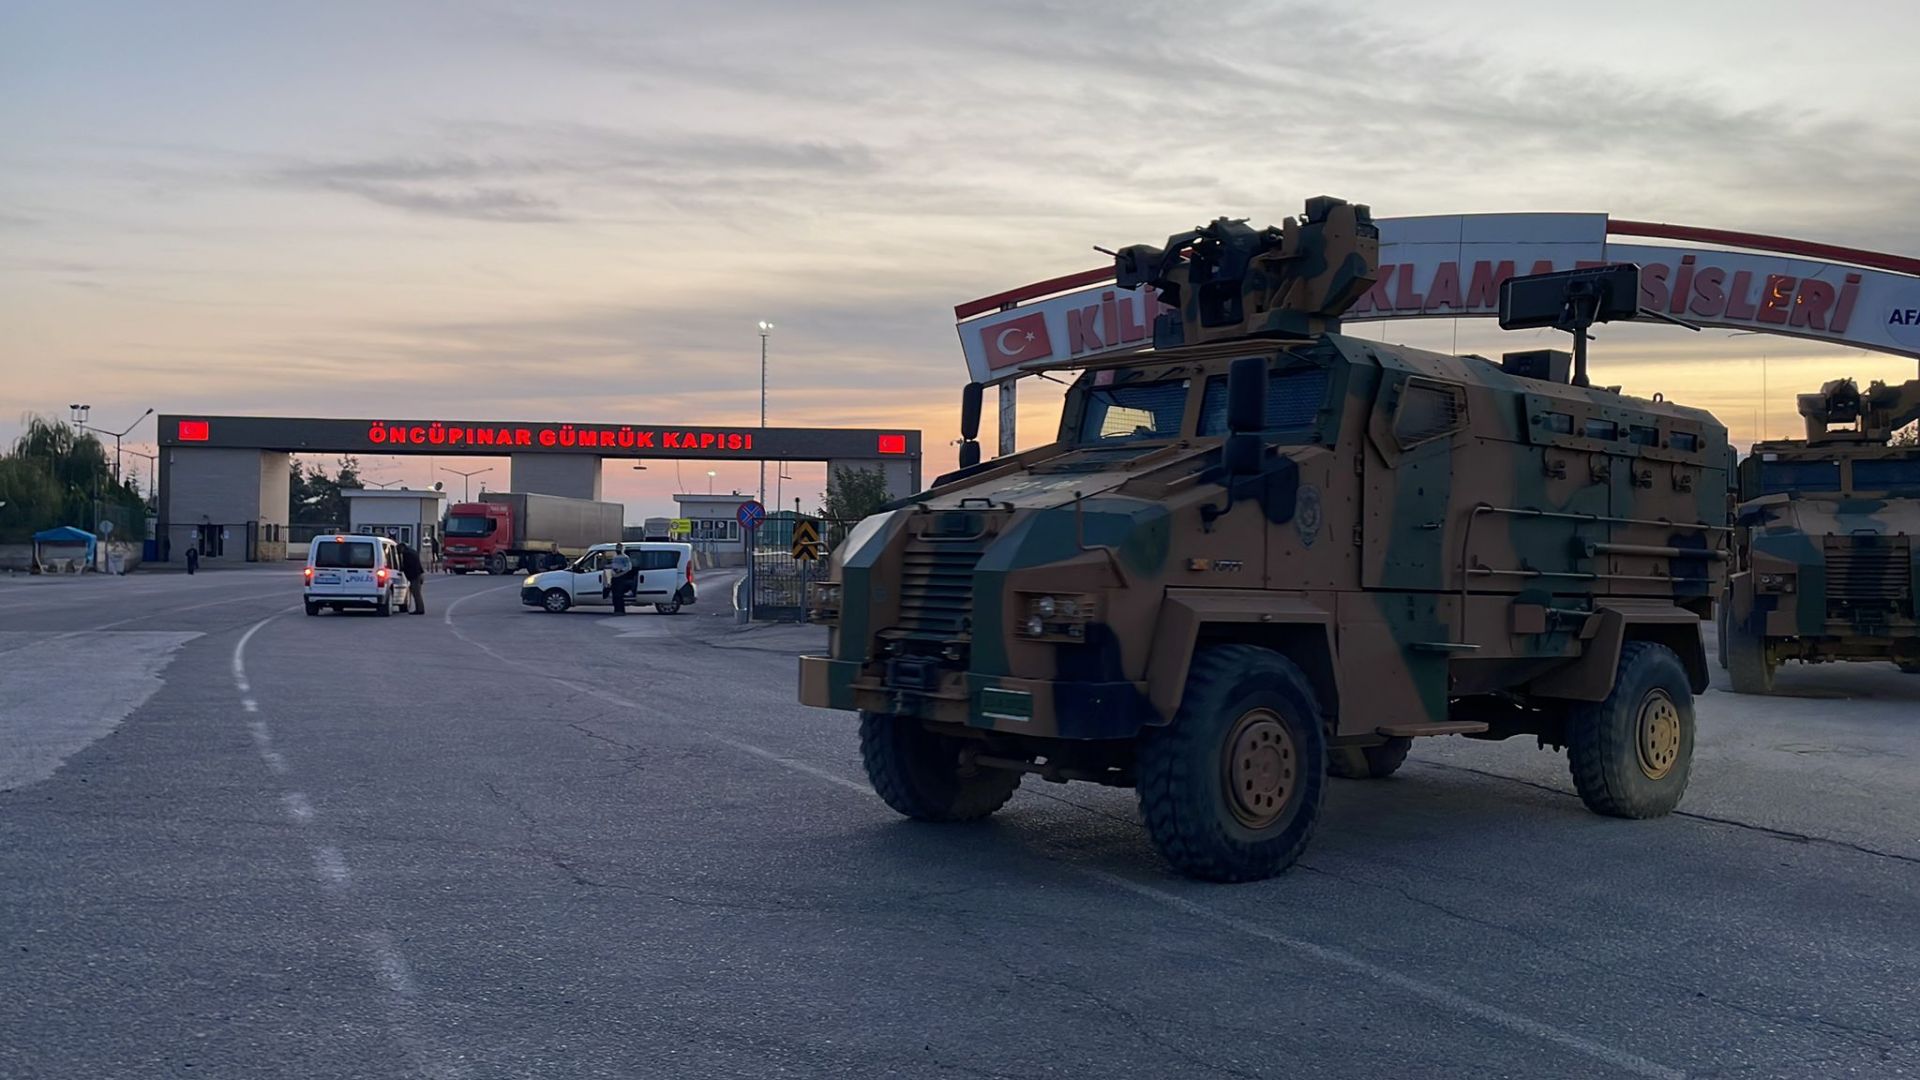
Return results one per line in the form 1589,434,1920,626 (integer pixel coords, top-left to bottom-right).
1390,377,1468,450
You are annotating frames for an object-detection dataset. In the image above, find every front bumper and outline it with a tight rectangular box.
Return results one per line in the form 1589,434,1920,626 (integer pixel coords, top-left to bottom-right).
798,656,1154,740
520,586,545,607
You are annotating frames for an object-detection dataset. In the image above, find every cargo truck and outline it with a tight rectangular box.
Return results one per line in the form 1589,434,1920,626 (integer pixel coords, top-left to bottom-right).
441,492,624,575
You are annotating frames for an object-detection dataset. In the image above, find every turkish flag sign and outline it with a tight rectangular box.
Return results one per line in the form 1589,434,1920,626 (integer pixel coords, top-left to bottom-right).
979,311,1054,370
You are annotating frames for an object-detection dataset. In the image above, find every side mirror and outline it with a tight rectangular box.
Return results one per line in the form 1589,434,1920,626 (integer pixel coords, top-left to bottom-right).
957,441,981,469
960,382,984,442
1227,356,1267,434
1223,432,1262,476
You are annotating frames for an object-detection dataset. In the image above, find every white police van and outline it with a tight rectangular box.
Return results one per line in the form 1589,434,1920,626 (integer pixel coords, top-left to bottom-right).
521,542,696,614
303,534,411,616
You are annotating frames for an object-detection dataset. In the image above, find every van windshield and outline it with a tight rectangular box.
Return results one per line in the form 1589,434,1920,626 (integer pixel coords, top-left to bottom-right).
314,542,376,569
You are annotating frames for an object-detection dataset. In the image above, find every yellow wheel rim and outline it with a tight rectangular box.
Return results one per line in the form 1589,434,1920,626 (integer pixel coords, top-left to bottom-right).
1636,690,1682,781
1224,708,1297,829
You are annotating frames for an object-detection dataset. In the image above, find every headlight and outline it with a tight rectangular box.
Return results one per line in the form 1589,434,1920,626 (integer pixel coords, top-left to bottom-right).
1016,592,1099,639
1758,573,1796,594
808,581,844,623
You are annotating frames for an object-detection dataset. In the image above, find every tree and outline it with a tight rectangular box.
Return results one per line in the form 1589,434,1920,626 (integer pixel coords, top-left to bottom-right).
0,416,145,541
818,465,893,522
289,456,360,525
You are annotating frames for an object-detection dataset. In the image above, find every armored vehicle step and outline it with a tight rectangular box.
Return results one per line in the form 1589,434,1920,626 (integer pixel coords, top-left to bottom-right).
1375,721,1491,738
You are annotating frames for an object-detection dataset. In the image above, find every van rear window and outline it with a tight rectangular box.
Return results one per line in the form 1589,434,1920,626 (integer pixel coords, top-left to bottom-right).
634,550,681,571
314,542,376,569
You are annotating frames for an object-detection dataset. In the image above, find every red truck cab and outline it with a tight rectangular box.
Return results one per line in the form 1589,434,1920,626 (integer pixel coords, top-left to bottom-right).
441,501,511,574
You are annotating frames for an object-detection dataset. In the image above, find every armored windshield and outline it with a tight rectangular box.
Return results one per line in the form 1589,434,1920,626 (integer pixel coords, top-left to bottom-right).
1075,380,1189,443
1754,459,1841,495
1198,364,1332,439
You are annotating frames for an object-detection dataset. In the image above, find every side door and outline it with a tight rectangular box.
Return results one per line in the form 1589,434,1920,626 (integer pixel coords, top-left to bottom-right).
633,549,678,601
571,551,610,605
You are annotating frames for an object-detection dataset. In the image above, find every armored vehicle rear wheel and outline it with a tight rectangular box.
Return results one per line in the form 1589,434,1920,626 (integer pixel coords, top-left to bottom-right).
1327,737,1412,780
859,713,1021,822
1567,641,1694,819
1136,645,1327,882
1725,624,1774,694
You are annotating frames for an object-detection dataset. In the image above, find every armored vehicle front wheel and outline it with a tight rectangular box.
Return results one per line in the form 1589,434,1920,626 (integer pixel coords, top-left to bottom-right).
1567,641,1694,819
1136,645,1327,882
1725,623,1775,694
858,713,1021,822
1328,737,1411,780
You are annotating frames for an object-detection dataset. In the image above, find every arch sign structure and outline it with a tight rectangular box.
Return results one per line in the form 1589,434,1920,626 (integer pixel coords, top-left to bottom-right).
954,214,1920,393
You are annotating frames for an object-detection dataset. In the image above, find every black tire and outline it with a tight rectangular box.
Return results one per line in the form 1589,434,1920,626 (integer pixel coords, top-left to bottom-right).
1896,660,1920,675
1328,737,1412,779
1726,622,1774,694
1567,641,1694,819
1136,645,1327,882
451,568,468,576
542,589,571,613
303,600,320,617
487,554,508,576
858,712,1021,822
375,590,392,617
654,602,681,615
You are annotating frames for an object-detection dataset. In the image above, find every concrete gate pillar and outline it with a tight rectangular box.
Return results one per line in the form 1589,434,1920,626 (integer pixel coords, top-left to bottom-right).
157,448,290,563
508,454,603,500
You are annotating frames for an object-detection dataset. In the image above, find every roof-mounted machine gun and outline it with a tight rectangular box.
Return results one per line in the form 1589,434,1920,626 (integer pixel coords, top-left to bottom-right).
1797,378,1920,444
1114,196,1381,348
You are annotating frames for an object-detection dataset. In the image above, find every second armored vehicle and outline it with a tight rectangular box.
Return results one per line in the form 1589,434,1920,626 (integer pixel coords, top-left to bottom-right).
1721,377,1920,692
801,198,1731,881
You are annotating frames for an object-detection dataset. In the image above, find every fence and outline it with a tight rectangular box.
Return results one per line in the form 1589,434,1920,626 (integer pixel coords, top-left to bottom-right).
749,516,857,621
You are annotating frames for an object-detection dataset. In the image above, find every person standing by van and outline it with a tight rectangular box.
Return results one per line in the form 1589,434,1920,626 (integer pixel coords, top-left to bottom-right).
400,541,426,615
607,545,636,615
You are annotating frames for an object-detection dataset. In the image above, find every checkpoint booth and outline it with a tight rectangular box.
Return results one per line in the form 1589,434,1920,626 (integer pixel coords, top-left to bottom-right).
341,488,449,553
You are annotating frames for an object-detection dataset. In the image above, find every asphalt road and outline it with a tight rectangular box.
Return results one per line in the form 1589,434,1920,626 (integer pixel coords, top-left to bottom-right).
2,567,1917,1079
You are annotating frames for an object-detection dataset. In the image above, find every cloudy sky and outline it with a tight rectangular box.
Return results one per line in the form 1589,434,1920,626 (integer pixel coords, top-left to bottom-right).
4,0,1918,517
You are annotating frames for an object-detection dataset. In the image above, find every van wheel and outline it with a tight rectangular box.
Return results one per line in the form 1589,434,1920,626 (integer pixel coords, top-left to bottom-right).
859,712,1021,821
1567,641,1693,819
376,591,392,617
542,589,571,613
1136,645,1327,882
1328,737,1411,779
654,602,681,615
1726,623,1774,694
304,601,320,617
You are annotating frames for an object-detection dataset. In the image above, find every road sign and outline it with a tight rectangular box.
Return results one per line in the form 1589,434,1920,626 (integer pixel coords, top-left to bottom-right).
669,517,691,536
97,520,115,537
736,500,765,531
791,518,821,561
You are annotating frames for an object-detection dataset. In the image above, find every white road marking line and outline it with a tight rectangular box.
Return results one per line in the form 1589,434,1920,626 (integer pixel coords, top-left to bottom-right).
245,719,272,747
706,733,871,794
261,750,289,775
312,845,351,890
282,791,315,823
708,734,1686,1080
363,930,420,997
242,698,258,713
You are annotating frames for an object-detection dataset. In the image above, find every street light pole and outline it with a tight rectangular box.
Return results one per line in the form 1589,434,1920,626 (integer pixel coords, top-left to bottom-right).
441,466,492,501
757,321,772,506
77,407,154,483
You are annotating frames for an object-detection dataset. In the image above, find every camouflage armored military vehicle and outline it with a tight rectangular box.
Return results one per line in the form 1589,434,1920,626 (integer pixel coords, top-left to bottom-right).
1720,377,1920,693
800,197,1730,881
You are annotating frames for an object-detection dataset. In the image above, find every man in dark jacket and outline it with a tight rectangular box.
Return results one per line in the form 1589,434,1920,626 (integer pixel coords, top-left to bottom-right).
399,542,427,614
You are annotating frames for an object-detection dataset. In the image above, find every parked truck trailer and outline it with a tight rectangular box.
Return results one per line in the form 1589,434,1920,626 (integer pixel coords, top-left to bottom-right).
442,492,624,575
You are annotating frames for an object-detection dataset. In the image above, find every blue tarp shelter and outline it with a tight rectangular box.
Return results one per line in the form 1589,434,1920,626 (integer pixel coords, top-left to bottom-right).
32,526,97,569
